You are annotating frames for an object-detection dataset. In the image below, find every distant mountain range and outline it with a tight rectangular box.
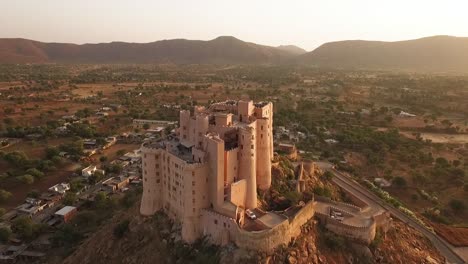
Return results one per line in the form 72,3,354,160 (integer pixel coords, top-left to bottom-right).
1,35,468,72
298,35,468,72
0,36,295,64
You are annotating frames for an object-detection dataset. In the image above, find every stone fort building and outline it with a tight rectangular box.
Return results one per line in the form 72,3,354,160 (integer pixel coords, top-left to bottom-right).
140,100,275,243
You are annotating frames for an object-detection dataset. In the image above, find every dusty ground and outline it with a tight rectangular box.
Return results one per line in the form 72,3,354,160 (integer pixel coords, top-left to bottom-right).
431,223,468,247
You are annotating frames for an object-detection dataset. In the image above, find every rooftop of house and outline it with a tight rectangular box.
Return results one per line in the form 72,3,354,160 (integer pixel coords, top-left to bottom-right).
55,206,77,216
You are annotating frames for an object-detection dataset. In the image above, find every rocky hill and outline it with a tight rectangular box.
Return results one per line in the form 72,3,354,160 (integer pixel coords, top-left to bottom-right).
298,35,468,72
39,161,444,264
276,45,307,55
40,201,443,264
0,36,294,64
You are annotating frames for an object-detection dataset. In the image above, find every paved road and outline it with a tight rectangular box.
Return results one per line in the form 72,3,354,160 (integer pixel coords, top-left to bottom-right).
316,162,465,264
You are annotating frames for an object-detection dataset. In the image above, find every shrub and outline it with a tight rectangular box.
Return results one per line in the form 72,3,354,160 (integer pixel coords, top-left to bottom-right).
51,224,83,248
323,231,346,250
0,189,12,203
449,199,466,213
392,176,407,188
113,219,130,238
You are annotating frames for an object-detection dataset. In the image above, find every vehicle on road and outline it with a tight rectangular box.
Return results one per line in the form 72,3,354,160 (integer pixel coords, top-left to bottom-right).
245,209,257,220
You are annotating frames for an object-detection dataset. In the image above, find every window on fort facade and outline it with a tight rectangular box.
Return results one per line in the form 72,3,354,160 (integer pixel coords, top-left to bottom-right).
156,179,160,183
192,181,195,186
183,135,187,139
155,155,159,159
144,154,147,158
144,170,147,175
214,220,218,225
144,177,147,182
156,164,159,169
203,195,205,200
175,163,179,169
193,208,195,213
183,126,186,130
251,144,254,149
261,134,263,139
192,198,195,204
192,190,195,195
192,171,195,177
240,144,243,150
223,223,226,228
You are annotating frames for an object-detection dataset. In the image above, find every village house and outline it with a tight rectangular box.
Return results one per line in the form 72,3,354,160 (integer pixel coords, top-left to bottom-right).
54,206,77,223
102,176,130,193
48,183,70,194
81,165,105,178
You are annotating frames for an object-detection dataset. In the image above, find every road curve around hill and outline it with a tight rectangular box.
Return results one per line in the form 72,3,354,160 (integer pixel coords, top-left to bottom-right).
315,162,465,264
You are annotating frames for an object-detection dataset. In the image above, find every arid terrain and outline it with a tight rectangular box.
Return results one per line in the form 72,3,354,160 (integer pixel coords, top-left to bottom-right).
0,64,466,263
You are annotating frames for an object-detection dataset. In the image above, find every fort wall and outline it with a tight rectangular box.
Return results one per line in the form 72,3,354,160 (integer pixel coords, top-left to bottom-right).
200,201,316,253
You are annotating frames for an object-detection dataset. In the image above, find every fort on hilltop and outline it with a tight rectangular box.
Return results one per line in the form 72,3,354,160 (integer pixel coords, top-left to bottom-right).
140,100,276,243
140,100,391,252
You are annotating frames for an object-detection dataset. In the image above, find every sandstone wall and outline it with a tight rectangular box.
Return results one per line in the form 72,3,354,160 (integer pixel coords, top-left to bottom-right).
200,201,316,253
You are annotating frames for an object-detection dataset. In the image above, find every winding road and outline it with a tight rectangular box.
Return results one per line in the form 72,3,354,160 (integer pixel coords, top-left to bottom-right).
315,162,466,264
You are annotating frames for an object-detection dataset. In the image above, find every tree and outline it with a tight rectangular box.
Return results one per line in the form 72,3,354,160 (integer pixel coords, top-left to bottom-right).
17,174,35,184
12,216,46,239
51,224,83,248
322,171,334,181
88,171,104,184
45,146,60,159
63,192,77,206
27,190,40,198
449,199,466,213
0,227,11,242
99,156,108,162
0,189,12,203
142,123,150,130
69,178,85,193
116,149,126,156
26,168,44,179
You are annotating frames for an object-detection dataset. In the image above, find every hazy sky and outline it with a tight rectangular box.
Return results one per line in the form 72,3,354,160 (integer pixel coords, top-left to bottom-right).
1,0,467,51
